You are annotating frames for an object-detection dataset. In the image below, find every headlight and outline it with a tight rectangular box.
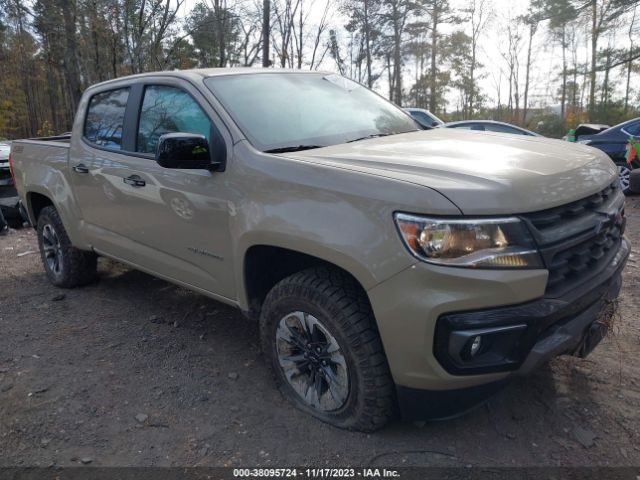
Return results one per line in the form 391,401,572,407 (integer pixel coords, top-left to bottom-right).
394,214,543,269
577,139,592,145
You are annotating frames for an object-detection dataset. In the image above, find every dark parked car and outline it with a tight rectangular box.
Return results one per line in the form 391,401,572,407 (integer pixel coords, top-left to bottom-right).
442,120,541,137
574,123,610,138
578,118,640,194
404,108,444,128
0,141,24,226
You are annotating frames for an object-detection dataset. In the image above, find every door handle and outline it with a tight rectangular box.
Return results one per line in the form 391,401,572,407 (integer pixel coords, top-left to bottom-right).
73,164,89,174
123,175,146,187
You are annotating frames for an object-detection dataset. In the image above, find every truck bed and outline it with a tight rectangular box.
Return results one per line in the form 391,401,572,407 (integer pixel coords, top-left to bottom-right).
11,136,73,225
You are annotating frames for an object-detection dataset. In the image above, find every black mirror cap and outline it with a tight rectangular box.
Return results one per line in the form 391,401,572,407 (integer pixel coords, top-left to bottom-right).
155,133,219,170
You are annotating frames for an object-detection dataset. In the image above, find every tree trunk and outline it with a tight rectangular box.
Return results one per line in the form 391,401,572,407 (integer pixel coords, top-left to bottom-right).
624,6,636,113
523,23,535,126
364,0,373,88
297,0,303,68
588,0,598,120
560,26,567,120
429,7,438,112
60,0,82,111
392,4,402,105
262,0,270,67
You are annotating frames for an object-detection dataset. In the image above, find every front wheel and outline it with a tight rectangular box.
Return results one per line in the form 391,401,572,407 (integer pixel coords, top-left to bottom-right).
36,206,97,288
259,267,395,431
616,163,632,195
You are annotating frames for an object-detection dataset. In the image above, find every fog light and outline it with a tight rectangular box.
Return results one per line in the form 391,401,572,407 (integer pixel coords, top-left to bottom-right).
470,336,482,357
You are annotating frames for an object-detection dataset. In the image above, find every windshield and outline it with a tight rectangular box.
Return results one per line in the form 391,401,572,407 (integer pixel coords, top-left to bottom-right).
204,73,418,152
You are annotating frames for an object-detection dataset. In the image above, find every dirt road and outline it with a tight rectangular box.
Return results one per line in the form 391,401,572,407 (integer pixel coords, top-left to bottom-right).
1,197,639,467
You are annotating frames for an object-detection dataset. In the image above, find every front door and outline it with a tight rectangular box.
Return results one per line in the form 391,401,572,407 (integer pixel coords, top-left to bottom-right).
113,83,236,300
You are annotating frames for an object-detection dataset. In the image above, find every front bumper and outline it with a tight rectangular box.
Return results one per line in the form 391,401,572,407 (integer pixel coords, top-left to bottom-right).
434,238,629,377
369,238,630,420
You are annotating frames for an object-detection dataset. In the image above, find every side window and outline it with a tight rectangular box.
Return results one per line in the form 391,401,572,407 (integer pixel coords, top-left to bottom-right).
411,111,433,128
84,88,130,150
450,124,473,130
485,123,524,135
137,85,212,154
625,122,640,136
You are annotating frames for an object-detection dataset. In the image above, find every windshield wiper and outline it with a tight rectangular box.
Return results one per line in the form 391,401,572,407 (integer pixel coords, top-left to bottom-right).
347,132,401,143
264,145,327,153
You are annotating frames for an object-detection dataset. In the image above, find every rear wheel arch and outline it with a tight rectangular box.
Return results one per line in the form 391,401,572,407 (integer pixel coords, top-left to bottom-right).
26,192,54,225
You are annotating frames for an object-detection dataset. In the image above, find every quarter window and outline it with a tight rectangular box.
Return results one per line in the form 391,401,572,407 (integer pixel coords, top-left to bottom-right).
84,88,130,150
137,85,212,154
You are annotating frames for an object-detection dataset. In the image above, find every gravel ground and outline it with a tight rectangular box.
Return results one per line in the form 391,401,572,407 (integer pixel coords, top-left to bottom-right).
0,196,639,468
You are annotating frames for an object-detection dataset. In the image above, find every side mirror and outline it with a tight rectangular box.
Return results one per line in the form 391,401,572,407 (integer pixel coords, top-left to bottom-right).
155,133,218,170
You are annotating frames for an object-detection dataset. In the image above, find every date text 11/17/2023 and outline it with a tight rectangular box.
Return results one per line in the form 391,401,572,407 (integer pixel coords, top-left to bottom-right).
232,468,401,478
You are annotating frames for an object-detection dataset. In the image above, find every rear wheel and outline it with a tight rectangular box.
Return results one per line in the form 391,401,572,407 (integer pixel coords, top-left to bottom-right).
616,163,632,195
259,267,395,431
36,206,97,288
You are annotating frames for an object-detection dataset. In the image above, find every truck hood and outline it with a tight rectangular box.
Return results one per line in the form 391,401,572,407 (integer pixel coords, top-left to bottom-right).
285,129,618,215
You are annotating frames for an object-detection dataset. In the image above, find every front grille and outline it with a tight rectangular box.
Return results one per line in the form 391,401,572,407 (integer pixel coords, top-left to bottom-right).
521,182,625,298
525,182,618,231
545,224,622,295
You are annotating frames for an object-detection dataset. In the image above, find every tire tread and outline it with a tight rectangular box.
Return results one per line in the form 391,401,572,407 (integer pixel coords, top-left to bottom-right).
260,266,395,431
37,206,97,288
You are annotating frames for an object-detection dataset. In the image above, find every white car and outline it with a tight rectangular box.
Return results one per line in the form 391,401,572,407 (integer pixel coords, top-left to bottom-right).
0,141,24,226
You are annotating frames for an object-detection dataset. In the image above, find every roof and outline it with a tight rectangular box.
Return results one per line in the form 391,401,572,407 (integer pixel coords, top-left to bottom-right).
89,68,332,90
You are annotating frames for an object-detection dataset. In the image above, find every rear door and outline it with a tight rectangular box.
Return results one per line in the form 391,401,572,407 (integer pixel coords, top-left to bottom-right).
69,86,137,259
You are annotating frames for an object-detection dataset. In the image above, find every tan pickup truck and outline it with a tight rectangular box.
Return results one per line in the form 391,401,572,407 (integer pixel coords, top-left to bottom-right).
9,69,630,431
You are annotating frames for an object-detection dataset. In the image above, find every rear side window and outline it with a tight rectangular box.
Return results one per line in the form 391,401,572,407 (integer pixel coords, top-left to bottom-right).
625,122,640,136
84,88,130,150
136,85,212,154
410,111,435,127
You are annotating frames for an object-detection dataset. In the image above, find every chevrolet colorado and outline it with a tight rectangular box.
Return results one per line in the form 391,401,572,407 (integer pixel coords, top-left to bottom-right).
9,69,630,431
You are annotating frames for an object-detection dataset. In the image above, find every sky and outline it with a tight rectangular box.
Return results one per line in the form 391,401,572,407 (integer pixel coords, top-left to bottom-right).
178,0,639,111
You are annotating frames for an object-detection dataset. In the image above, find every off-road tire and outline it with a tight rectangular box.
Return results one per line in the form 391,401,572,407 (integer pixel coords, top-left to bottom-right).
36,206,97,288
260,267,396,431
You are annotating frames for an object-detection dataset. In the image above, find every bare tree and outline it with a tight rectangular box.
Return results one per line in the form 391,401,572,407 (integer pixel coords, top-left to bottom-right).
521,5,542,125
500,15,523,121
271,0,300,67
463,0,490,117
309,1,331,70
342,0,381,88
624,5,637,112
